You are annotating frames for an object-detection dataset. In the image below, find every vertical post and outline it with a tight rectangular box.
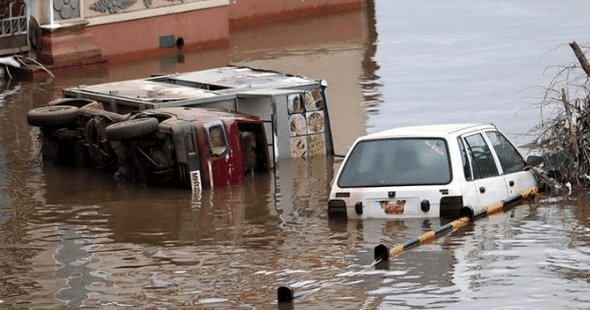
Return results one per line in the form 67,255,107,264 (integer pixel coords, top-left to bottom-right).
277,286,294,303
562,88,579,161
49,0,55,26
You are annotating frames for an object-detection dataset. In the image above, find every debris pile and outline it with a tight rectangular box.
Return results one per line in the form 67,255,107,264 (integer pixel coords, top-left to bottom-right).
0,55,53,82
529,41,590,193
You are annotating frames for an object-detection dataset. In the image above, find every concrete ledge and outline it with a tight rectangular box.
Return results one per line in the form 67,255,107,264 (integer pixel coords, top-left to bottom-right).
41,19,89,31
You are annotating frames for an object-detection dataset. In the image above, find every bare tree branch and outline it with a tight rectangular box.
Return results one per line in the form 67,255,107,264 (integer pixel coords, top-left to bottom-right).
570,41,590,78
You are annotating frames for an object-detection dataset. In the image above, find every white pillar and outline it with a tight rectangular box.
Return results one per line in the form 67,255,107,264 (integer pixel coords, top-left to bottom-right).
49,0,55,27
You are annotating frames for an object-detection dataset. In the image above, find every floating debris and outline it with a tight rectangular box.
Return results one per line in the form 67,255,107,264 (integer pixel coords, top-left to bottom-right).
0,55,54,81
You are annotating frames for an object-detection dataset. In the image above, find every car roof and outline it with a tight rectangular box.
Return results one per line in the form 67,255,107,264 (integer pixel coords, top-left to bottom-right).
361,123,497,140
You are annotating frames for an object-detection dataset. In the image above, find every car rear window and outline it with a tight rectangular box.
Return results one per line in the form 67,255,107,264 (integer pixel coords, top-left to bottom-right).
337,138,452,187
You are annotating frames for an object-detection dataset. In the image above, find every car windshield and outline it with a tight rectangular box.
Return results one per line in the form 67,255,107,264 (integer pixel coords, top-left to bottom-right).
337,138,452,187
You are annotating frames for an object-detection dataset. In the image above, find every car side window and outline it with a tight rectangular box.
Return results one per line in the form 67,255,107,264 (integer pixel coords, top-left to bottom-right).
464,133,499,180
485,131,526,174
457,137,472,180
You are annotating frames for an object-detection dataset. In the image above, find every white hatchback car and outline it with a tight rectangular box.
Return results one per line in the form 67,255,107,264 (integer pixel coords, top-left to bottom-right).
328,124,540,219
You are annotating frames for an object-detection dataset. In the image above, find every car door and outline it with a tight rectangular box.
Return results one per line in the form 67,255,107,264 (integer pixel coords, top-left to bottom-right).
484,130,536,196
461,132,508,208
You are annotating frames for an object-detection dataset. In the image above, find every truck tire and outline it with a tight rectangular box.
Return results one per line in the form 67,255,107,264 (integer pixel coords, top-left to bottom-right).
27,105,79,127
105,117,159,141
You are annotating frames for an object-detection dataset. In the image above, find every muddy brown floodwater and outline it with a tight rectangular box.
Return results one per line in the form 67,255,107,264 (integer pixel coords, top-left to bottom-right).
3,1,590,309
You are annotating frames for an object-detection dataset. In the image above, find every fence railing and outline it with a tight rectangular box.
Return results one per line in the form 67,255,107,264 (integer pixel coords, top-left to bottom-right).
0,1,27,39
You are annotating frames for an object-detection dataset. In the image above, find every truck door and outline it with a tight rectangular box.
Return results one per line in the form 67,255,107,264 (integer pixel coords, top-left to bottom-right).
202,120,237,188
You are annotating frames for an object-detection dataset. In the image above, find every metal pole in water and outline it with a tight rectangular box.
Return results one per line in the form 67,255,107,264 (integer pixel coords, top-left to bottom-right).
277,285,325,304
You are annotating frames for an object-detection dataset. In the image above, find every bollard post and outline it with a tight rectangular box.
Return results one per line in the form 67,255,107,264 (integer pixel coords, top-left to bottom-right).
277,286,294,303
459,205,474,221
374,244,390,261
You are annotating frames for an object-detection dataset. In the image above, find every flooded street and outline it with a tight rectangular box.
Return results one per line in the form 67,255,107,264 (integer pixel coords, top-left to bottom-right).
2,1,590,309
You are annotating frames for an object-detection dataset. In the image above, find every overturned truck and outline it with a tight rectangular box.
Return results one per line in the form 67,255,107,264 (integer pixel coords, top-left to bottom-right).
27,66,334,190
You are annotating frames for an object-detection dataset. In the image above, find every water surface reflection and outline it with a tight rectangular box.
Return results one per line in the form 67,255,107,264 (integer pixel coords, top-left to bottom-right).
3,1,590,309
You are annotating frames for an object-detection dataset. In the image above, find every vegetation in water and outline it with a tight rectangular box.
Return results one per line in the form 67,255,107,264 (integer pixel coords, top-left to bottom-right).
529,41,590,193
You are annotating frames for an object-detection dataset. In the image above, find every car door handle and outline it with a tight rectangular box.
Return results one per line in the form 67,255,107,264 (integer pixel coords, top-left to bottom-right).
509,180,515,187
479,186,485,193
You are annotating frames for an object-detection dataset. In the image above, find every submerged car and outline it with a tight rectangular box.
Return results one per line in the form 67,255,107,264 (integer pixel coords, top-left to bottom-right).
328,124,540,219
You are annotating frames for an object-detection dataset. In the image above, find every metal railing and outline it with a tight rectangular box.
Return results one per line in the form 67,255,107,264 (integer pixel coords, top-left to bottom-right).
0,1,27,39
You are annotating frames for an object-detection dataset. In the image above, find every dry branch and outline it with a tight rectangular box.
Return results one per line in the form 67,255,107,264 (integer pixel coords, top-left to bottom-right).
561,88,579,160
570,41,590,78
531,42,590,191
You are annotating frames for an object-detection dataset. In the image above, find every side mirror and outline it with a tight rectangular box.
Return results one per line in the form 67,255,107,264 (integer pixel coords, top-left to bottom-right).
526,155,543,167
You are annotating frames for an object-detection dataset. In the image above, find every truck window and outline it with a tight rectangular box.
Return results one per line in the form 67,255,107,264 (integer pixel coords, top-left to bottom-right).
464,133,499,179
204,121,229,157
485,131,525,174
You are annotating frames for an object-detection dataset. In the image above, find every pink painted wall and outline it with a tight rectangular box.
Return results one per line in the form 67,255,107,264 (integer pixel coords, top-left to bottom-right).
228,0,363,28
88,5,229,61
37,0,365,66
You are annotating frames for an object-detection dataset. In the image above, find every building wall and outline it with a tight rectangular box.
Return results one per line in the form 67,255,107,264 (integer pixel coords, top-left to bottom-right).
228,0,363,28
34,0,363,66
87,5,229,62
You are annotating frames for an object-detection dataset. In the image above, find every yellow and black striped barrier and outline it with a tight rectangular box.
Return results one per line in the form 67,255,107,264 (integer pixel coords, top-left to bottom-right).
373,187,538,262
277,187,538,304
